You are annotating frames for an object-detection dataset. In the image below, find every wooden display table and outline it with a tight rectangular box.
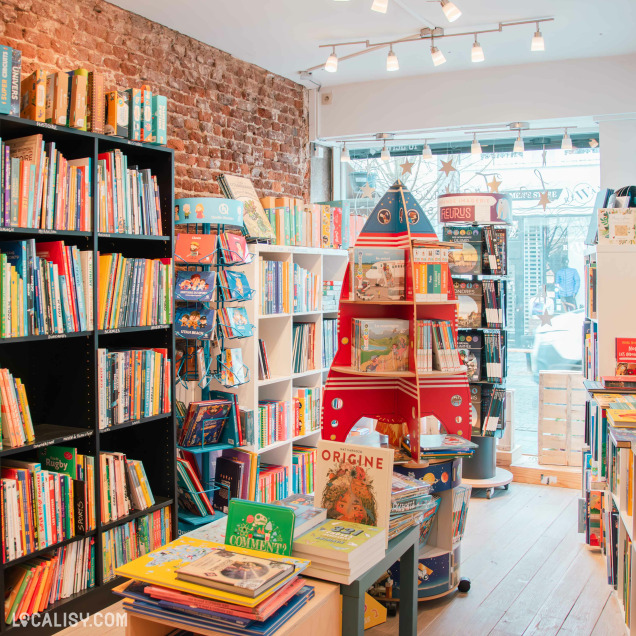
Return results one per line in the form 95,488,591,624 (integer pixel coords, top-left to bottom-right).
121,579,342,636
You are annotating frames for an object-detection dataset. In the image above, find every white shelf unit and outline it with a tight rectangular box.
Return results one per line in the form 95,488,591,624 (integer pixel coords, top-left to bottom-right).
208,244,348,496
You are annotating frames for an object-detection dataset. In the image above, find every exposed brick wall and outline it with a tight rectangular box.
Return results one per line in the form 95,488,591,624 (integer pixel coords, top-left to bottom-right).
0,0,310,200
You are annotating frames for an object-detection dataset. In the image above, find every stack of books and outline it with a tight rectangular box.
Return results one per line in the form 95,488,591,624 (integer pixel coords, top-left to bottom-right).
4,536,95,625
413,245,451,302
177,398,234,448
218,232,250,265
292,387,321,435
484,330,504,382
399,434,478,464
292,263,320,313
97,254,173,329
100,452,156,523
258,399,290,449
0,135,92,230
0,367,34,448
415,319,462,373
292,446,317,495
322,280,342,311
259,258,290,315
258,464,289,503
389,473,433,541
443,225,507,276
103,507,172,582
257,339,271,380
0,240,93,337
97,149,163,235
292,322,316,373
351,318,409,372
483,279,505,329
272,494,327,537
315,200,352,250
176,455,214,518
97,347,172,428
322,318,337,368
261,196,320,248
114,536,313,633
478,386,507,435
293,519,386,584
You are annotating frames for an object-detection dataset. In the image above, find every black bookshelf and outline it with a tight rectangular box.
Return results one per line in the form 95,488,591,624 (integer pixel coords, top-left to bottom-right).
0,114,176,635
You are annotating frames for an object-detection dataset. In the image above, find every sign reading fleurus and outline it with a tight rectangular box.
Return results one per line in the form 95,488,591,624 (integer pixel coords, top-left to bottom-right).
320,448,385,469
437,193,512,224
616,337,636,362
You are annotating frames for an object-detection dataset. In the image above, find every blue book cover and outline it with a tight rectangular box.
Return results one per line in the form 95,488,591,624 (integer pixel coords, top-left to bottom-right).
9,48,20,117
176,306,216,340
176,270,216,302
222,270,250,301
0,45,11,115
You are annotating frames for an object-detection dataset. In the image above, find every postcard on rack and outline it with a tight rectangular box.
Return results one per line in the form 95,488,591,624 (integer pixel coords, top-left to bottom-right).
176,306,216,339
176,271,216,302
175,233,217,264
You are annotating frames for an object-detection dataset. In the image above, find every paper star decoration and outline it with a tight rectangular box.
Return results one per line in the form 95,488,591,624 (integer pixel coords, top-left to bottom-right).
539,190,551,211
439,160,456,177
538,309,554,327
360,182,376,199
400,160,415,175
487,177,502,193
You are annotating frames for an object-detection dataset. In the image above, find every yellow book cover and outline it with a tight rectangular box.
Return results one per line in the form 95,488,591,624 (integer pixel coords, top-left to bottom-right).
608,410,636,428
15,380,34,442
141,260,153,326
133,461,153,508
10,266,17,338
111,256,126,328
114,536,310,607
20,70,46,122
97,254,112,329
321,204,331,249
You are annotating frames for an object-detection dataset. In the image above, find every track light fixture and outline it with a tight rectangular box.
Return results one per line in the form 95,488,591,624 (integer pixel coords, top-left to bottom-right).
561,129,572,151
430,37,446,66
325,47,338,72
513,132,524,153
386,45,399,71
471,34,484,63
371,0,388,13
440,0,461,23
381,143,390,161
341,144,350,163
422,141,433,159
471,134,482,156
531,23,545,51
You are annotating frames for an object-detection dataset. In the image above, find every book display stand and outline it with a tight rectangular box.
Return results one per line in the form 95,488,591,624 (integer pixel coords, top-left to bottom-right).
440,195,512,497
0,114,176,635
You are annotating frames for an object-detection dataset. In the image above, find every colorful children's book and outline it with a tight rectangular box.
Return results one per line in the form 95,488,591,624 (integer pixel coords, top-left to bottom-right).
352,318,409,372
221,232,250,264
349,247,405,301
443,226,483,275
221,348,247,386
174,233,217,265
176,271,216,302
175,306,216,339
37,445,77,478
213,457,244,514
457,331,482,381
598,208,636,245
454,280,483,328
219,270,251,301
314,440,394,544
225,500,296,556
178,400,233,448
221,307,252,338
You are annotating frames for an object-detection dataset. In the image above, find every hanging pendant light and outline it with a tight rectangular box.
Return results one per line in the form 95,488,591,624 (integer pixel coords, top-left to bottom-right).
430,37,446,66
513,132,524,153
386,45,399,71
561,129,573,151
531,23,545,51
471,134,482,157
381,143,390,162
471,34,484,63
341,143,350,163
371,0,389,13
440,0,461,22
325,47,338,72
422,141,433,159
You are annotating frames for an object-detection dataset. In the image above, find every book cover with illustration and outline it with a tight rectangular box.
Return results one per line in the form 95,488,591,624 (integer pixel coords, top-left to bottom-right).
598,208,636,244
272,500,327,537
176,306,216,339
314,440,393,542
293,519,385,559
352,318,409,372
276,493,314,507
443,225,483,275
349,247,405,301
115,536,309,607
213,457,244,514
37,445,77,478
220,270,251,301
176,271,216,302
225,500,295,556
179,400,232,447
218,174,275,241
223,307,252,338
454,281,483,328
175,233,217,265
457,331,482,381
221,232,250,264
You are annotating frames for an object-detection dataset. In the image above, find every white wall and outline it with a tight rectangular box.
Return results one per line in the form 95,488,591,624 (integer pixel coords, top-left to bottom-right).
315,53,636,139
599,119,636,189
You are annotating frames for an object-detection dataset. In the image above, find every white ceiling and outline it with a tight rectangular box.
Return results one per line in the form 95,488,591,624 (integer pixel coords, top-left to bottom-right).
109,0,636,87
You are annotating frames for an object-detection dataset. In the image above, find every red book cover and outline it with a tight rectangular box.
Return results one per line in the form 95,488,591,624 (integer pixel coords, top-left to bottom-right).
332,206,342,249
175,233,216,265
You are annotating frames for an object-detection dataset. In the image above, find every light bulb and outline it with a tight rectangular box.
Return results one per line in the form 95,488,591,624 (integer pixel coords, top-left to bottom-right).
431,46,446,66
471,40,484,63
471,134,482,156
381,144,390,161
371,0,388,13
531,26,545,52
386,46,399,71
422,142,433,159
561,131,572,151
513,134,524,153
441,0,461,22
325,48,338,73
341,145,350,163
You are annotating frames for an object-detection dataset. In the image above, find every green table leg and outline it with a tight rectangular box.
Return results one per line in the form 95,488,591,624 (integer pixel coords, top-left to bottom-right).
342,591,365,635
399,542,418,636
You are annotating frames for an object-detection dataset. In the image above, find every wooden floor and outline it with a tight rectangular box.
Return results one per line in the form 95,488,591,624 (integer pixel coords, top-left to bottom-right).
60,484,623,636
370,483,625,636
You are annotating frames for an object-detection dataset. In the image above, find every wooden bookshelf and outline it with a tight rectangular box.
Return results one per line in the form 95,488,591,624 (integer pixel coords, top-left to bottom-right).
0,113,176,635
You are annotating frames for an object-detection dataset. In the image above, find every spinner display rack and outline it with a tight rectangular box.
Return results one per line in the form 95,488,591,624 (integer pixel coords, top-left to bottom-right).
0,114,176,635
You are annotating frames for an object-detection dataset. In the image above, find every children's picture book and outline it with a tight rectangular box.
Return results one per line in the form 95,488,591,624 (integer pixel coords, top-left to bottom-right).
352,318,409,372
225,500,296,556
175,233,217,264
220,348,248,386
37,445,77,478
220,307,252,338
220,232,250,264
178,400,233,447
213,457,245,513
176,271,216,302
276,493,314,507
443,226,483,275
457,331,482,382
219,269,251,301
598,208,636,245
454,281,483,328
175,547,295,597
349,247,405,301
314,440,393,543
176,306,216,339
115,536,309,607
218,174,275,241
293,519,386,559
272,500,327,537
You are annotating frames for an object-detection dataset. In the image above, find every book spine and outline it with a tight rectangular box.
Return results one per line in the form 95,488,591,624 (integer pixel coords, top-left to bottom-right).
9,48,20,117
0,46,11,115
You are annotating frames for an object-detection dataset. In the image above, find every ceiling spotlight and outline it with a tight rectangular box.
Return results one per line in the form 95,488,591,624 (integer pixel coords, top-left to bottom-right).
386,46,399,71
471,35,484,63
430,38,446,66
325,47,338,73
341,144,350,163
422,141,433,159
561,129,572,151
381,143,390,161
513,132,524,153
371,0,389,13
531,23,545,51
440,0,461,22
589,138,599,149
471,134,482,156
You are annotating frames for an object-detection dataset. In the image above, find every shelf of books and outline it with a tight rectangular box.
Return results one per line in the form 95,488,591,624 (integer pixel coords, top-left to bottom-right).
0,112,176,633
439,193,511,485
581,190,636,632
